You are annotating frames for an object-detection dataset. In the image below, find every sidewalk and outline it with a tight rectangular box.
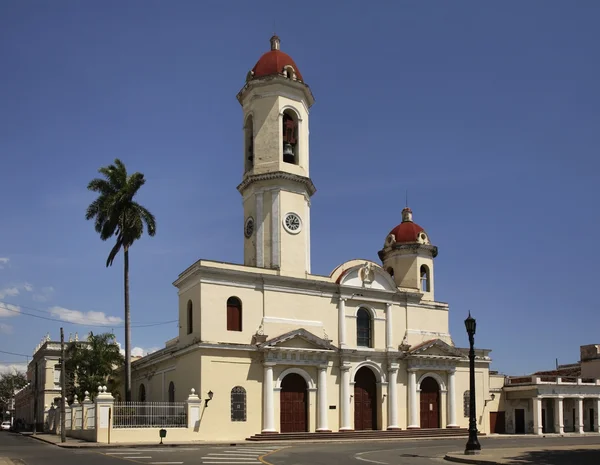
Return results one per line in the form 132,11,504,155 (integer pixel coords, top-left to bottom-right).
445,444,600,464
21,432,236,448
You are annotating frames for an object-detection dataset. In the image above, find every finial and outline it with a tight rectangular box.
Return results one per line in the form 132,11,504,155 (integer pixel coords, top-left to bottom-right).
190,388,196,395
74,332,78,342
270,34,280,51
405,189,408,208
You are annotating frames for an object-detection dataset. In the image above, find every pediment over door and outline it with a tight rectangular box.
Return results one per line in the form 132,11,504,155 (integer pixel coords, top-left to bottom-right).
407,339,465,359
260,328,337,351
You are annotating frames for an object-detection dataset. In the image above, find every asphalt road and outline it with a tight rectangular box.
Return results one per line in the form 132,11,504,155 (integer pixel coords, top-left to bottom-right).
1,432,600,465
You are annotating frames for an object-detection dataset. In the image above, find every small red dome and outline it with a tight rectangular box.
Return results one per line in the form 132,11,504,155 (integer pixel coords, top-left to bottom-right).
388,207,427,243
250,35,304,82
389,221,425,243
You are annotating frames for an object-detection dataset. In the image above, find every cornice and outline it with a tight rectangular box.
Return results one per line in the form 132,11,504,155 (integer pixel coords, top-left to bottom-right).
237,171,317,197
379,243,438,261
236,75,315,109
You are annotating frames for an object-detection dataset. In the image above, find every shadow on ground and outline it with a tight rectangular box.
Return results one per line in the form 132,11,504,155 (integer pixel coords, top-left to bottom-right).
505,448,600,465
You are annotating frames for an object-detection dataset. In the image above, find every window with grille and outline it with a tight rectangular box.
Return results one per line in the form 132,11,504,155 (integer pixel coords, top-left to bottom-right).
463,390,470,417
357,308,372,347
231,386,246,422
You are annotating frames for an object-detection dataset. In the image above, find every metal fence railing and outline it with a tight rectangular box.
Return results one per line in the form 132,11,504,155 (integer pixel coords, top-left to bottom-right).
85,405,96,429
112,402,187,428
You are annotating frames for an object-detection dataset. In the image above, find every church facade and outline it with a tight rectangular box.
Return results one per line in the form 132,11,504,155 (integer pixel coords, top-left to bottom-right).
130,35,505,441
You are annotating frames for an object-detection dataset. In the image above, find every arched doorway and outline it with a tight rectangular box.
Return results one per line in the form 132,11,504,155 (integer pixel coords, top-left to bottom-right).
420,377,440,428
354,367,378,430
280,373,307,433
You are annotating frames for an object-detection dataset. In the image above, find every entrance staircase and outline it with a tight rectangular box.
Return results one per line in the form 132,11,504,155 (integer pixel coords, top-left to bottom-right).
247,427,475,441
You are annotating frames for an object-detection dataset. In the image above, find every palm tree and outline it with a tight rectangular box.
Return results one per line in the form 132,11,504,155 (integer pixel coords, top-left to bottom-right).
85,159,156,401
65,332,125,400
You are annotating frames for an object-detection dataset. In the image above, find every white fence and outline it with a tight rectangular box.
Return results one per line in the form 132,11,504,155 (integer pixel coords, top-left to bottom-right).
112,402,188,428
85,405,95,429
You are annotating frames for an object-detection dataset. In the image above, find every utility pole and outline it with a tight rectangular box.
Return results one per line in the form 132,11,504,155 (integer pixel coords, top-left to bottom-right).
60,327,66,443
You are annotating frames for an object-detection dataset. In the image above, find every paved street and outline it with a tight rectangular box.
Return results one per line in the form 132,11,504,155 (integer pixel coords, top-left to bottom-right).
2,432,600,465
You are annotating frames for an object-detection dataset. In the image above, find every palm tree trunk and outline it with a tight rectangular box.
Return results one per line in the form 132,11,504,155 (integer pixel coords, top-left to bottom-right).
124,246,131,402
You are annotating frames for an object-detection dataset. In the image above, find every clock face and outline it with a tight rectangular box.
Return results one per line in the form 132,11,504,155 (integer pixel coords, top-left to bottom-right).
244,217,254,238
283,212,302,234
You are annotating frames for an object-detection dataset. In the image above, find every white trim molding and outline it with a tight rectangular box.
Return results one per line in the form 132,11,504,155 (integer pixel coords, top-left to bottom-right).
262,316,323,328
417,372,448,392
275,367,316,390
351,361,386,384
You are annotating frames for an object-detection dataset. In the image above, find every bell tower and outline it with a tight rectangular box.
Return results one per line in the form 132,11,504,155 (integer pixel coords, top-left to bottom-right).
237,35,316,276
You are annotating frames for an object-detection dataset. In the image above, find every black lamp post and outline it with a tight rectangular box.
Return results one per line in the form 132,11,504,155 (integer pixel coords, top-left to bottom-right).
464,312,481,455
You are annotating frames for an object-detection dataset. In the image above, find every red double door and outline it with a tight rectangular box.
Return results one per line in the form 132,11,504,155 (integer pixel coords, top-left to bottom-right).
354,367,377,430
280,373,307,433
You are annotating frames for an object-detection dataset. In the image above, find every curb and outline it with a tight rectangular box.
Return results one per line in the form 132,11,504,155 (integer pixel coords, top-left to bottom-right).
19,431,476,449
444,453,501,464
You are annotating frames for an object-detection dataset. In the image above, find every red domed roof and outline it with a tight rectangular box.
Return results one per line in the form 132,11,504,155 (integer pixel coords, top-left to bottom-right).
389,221,425,243
250,35,304,82
388,208,426,243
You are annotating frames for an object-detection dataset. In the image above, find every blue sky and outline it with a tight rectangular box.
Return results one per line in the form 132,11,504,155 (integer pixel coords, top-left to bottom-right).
0,1,598,376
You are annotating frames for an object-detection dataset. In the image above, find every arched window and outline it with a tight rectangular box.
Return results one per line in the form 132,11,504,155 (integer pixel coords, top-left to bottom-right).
138,384,146,402
186,300,193,335
463,390,470,417
168,382,175,403
231,386,247,422
244,115,254,172
227,297,242,332
387,267,394,277
282,110,298,165
420,265,430,292
356,308,372,348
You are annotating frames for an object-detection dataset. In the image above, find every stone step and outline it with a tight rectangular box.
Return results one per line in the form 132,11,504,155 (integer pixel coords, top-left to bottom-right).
247,428,475,441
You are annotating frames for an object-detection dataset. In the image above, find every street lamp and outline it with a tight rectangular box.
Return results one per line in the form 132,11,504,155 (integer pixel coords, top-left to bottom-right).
464,311,481,455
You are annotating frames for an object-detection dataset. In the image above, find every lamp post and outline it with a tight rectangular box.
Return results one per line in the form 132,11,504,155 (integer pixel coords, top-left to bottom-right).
464,312,481,455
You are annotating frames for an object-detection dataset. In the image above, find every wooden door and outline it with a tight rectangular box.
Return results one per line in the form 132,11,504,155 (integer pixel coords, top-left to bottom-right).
515,409,525,434
490,411,506,434
419,377,440,428
354,367,377,430
280,373,307,433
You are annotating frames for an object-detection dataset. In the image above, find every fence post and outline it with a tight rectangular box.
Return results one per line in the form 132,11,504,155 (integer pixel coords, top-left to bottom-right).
82,391,92,429
186,388,201,430
72,395,79,430
95,386,115,443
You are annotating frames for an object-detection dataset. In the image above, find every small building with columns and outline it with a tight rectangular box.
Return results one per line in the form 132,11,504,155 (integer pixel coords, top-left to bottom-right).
502,345,600,435
130,35,509,441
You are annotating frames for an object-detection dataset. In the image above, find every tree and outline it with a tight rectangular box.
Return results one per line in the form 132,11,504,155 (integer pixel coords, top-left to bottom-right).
0,371,27,413
65,332,124,401
85,159,156,401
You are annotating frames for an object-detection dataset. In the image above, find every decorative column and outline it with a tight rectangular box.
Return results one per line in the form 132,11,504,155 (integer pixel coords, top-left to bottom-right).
186,388,202,429
408,369,419,428
387,363,399,430
532,397,543,435
94,386,114,444
262,362,276,433
340,363,352,430
385,303,394,350
576,397,584,433
338,298,347,348
594,397,600,433
554,397,564,434
447,369,458,428
317,364,330,432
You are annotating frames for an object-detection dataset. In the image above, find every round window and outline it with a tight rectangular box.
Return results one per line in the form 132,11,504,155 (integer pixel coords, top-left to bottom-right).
244,217,255,238
283,212,302,234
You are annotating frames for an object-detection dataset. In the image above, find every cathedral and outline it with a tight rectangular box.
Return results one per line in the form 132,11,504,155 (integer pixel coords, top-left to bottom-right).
130,35,503,440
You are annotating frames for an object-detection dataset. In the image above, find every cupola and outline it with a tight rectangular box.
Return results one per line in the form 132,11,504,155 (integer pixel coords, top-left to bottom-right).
378,207,438,300
246,35,304,82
